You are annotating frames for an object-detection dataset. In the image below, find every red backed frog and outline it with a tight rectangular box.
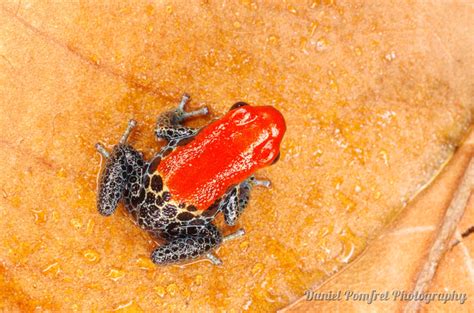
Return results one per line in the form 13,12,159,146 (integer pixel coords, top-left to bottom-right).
95,94,286,265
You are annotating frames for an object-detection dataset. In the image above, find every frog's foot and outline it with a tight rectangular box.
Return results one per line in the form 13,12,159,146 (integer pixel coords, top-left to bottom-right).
95,119,137,158
204,228,245,265
95,120,142,216
155,93,209,143
220,176,271,226
151,225,245,265
176,93,209,121
151,224,223,265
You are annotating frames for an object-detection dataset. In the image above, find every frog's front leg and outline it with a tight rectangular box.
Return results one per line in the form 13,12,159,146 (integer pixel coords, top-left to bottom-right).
151,224,244,265
220,176,271,226
155,93,209,143
95,120,143,216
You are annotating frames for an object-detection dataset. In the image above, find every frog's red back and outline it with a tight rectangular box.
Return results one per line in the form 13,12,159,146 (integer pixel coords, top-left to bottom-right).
157,105,286,210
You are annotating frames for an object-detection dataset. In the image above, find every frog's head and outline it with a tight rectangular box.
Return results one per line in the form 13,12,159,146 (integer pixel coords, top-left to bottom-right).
228,102,286,168
157,102,286,210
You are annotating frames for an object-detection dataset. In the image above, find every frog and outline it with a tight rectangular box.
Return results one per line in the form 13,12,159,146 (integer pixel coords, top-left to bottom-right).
94,93,286,265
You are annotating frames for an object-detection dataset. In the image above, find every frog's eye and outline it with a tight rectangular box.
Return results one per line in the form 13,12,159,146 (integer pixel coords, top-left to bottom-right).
230,102,249,111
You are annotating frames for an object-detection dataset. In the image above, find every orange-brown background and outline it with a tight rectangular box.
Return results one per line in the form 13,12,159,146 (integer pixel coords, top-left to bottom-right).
0,0,472,311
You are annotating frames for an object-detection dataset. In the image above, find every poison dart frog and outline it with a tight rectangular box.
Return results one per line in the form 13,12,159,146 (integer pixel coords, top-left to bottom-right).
95,94,286,265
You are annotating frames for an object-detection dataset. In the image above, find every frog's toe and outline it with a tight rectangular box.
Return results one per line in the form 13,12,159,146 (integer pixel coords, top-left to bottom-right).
177,93,191,110
250,176,271,188
95,143,110,158
222,228,245,242
119,119,137,144
181,107,209,120
176,93,209,120
206,252,223,265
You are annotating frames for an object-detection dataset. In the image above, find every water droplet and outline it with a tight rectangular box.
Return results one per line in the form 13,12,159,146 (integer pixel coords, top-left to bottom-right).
52,210,60,223
239,241,249,250
252,262,264,275
56,168,67,178
166,283,178,296
42,261,61,276
329,79,338,92
70,218,82,229
374,191,381,200
112,300,143,312
318,224,334,237
338,227,358,263
108,268,126,281
90,54,100,65
154,286,166,297
76,269,84,278
316,37,329,52
324,0,336,6
267,35,279,45
136,256,155,270
240,0,258,10
166,5,173,14
354,46,362,56
194,274,203,285
10,195,21,208
31,209,47,224
82,249,100,264
145,5,155,16
384,51,396,62
333,176,343,190
309,21,319,37
287,4,297,14
379,149,389,165
300,37,308,52
85,219,95,235
335,192,356,212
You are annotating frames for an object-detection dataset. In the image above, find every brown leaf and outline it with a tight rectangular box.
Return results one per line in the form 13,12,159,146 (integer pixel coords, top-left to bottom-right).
283,130,474,312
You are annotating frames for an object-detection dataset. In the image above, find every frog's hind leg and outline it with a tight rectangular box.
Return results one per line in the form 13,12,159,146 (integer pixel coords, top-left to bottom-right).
95,120,142,216
151,224,245,265
151,223,222,265
95,119,136,157
220,176,271,226
155,93,209,143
